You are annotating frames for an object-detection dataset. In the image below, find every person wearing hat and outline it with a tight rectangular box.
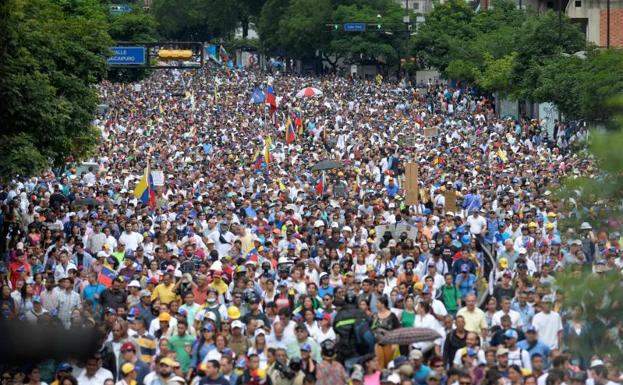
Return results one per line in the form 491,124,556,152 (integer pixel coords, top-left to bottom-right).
24,295,48,323
287,324,321,363
348,364,364,385
120,341,150,385
502,329,531,369
116,362,136,385
493,347,510,376
517,325,550,368
531,294,563,350
316,340,348,385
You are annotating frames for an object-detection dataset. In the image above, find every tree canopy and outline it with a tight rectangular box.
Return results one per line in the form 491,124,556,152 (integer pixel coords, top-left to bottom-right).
0,0,112,180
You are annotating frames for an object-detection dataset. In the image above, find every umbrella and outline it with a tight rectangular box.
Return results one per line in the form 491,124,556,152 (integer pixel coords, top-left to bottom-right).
311,159,341,172
296,87,323,98
72,197,100,207
375,327,441,345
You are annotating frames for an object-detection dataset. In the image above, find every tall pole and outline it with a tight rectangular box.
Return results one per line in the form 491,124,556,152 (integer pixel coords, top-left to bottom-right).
607,0,611,48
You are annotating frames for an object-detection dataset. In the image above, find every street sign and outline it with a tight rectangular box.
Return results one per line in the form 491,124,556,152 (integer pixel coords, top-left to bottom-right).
107,47,146,65
110,5,131,14
343,22,367,32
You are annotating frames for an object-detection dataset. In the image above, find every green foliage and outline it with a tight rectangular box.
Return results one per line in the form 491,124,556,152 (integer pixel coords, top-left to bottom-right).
329,0,404,65
0,0,110,180
278,0,332,59
556,266,623,366
475,52,517,93
152,0,237,41
258,0,290,53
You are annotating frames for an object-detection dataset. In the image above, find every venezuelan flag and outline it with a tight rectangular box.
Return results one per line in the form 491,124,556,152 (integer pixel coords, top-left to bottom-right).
315,172,326,195
285,116,296,144
133,165,156,208
253,149,263,169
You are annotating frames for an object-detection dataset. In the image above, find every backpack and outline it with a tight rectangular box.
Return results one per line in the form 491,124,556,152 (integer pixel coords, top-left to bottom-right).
353,318,376,355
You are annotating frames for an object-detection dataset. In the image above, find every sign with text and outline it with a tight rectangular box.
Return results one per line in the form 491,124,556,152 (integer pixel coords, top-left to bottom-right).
107,47,146,65
343,23,367,32
405,163,419,206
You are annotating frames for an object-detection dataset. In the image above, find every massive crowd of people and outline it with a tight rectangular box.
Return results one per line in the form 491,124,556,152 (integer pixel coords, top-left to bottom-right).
0,64,620,385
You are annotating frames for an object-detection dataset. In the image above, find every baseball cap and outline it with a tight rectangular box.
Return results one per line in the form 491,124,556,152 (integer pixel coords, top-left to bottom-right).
409,349,423,360
140,289,151,297
496,347,509,356
128,280,141,288
159,312,171,322
121,363,135,375
460,264,470,272
160,357,177,367
56,363,73,373
504,329,518,339
231,320,244,329
121,341,135,352
301,343,312,352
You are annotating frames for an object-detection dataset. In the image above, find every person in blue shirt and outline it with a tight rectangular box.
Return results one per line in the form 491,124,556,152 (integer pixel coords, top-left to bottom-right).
409,349,431,385
455,265,477,298
317,273,334,299
517,326,550,368
385,177,399,198
82,271,106,313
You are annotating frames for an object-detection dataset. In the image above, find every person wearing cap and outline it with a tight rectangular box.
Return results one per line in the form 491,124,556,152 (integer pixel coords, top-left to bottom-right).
120,342,149,385
287,324,321,363
316,340,347,385
531,294,563,350
227,319,251,358
503,329,531,369
493,347,510,376
55,275,81,329
409,349,432,385
517,326,550,368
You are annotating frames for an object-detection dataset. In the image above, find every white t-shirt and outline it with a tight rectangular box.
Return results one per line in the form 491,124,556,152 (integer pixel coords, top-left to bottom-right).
466,215,487,235
492,309,523,329
532,311,563,349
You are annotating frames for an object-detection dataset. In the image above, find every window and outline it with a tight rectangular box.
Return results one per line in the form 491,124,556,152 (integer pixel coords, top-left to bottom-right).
575,0,582,6
412,1,420,10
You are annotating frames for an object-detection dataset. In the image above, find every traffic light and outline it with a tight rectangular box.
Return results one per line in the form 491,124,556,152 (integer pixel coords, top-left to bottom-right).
158,50,193,61
325,23,339,31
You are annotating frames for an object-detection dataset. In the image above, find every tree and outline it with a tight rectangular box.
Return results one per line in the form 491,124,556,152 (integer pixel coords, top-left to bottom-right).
258,0,290,54
152,0,237,41
409,0,476,72
555,108,623,366
0,0,112,180
277,0,332,60
328,0,404,68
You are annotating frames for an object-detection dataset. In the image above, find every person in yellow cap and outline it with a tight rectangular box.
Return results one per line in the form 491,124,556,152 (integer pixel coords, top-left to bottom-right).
116,363,136,385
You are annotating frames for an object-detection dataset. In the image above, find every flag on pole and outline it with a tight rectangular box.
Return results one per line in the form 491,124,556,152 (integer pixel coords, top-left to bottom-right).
253,149,263,169
315,172,326,195
133,164,156,209
294,110,303,135
497,148,508,163
251,87,266,104
263,141,271,165
98,266,116,288
285,115,296,144
266,86,277,113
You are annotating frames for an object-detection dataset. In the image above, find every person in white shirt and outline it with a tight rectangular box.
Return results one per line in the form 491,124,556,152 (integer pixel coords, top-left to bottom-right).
531,295,563,350
76,357,114,385
492,297,523,330
466,209,487,236
118,225,143,251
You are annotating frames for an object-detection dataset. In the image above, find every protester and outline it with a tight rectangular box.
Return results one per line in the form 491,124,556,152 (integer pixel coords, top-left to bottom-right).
0,63,616,385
